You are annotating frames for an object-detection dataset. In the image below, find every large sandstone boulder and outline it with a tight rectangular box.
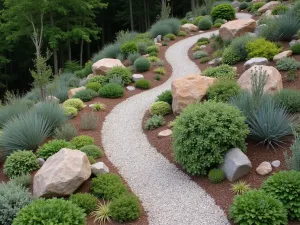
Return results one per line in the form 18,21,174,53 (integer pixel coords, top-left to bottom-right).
68,86,85,98
92,58,125,75
219,19,256,40
258,1,280,13
181,23,199,32
171,75,217,114
238,65,282,94
33,149,91,197
220,148,252,182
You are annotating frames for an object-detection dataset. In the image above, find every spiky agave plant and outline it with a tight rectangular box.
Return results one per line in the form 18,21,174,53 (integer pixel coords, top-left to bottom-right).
91,202,111,225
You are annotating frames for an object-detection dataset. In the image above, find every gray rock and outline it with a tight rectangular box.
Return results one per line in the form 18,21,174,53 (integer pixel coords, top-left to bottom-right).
254,24,267,35
244,57,268,70
126,86,136,91
156,35,162,42
289,39,300,47
271,160,280,168
220,148,252,182
36,158,45,166
200,45,206,49
208,57,222,66
133,74,144,82
232,0,240,8
91,162,109,175
45,95,59,103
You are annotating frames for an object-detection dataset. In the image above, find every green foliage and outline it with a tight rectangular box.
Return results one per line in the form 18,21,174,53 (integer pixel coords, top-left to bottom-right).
148,56,159,62
211,4,236,21
92,43,121,63
128,52,141,64
0,182,32,225
146,45,159,54
67,77,80,88
80,112,99,130
198,18,212,30
199,56,210,63
230,190,288,225
230,34,256,61
75,62,93,78
154,67,166,75
89,75,108,86
208,169,225,183
239,2,249,10
213,23,222,28
135,79,151,89
70,135,94,149
197,37,209,45
145,115,165,130
231,181,251,195
64,60,81,73
54,124,78,141
291,43,300,54
120,41,138,56
63,106,78,117
272,4,288,15
109,194,141,223
69,193,97,214
222,47,241,65
37,139,70,159
203,64,237,79
106,66,132,85
80,145,103,159
163,33,176,41
274,89,300,113
156,90,172,105
207,79,241,102
288,135,300,171
92,102,106,111
177,31,186,36
172,101,249,175
287,69,299,82
99,83,124,98
193,50,208,59
4,150,39,178
262,171,300,220
276,57,300,71
150,101,171,116
86,82,101,92
251,2,264,12
91,173,127,200
134,57,151,72
91,202,112,224
246,38,281,59
9,174,32,187
149,51,158,57
12,198,86,225
73,89,98,102
150,18,181,37
63,98,84,110
192,16,204,26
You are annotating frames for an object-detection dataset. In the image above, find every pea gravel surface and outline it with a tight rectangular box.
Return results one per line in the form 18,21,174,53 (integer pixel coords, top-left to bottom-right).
102,13,252,225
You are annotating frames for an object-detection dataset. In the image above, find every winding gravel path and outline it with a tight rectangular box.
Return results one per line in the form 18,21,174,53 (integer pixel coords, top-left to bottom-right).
102,13,252,225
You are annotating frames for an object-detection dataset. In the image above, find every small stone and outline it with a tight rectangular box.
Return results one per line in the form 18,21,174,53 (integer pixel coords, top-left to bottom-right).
199,45,206,49
198,31,204,34
36,158,45,166
89,104,94,108
91,162,109,176
273,50,292,61
158,129,173,137
289,40,300,47
133,74,144,82
155,43,162,47
256,161,272,175
271,160,280,168
154,38,158,44
126,86,136,91
143,54,149,57
156,35,162,42
208,57,222,65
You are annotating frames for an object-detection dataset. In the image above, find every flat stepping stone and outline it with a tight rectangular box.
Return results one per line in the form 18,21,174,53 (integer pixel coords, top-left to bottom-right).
126,86,136,91
133,74,144,82
158,129,173,137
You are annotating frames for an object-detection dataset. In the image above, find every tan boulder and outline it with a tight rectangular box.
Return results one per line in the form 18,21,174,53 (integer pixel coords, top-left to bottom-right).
92,58,125,75
273,50,292,61
219,19,256,40
68,86,85,99
33,149,91,197
256,162,272,175
238,65,282,94
258,1,280,13
172,75,217,114
181,23,199,32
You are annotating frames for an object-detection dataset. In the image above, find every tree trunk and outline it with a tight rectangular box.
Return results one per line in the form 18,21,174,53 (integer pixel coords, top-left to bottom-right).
80,39,84,68
67,22,71,61
144,0,147,30
129,0,134,31
50,13,58,75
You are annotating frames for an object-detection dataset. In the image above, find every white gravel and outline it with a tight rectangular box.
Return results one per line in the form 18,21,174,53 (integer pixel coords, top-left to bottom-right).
102,13,252,225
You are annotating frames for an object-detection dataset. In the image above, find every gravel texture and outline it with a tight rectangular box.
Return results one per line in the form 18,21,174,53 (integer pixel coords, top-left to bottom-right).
102,13,252,225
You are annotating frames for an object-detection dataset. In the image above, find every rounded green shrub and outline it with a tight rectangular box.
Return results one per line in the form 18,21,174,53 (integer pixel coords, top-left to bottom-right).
230,190,288,225
146,45,159,54
150,101,171,116
80,144,104,159
274,89,300,113
12,198,86,225
156,90,172,105
200,56,210,63
134,57,151,72
128,52,141,64
251,2,264,12
177,31,186,36
239,2,249,10
69,193,97,214
144,115,165,130
4,151,39,178
163,33,176,40
193,50,208,59
272,4,289,15
198,18,213,30
91,173,127,200
72,89,98,102
0,182,32,225
150,19,180,37
120,41,138,56
291,43,300,54
99,84,124,98
207,79,241,102
213,23,222,28
211,4,236,21
9,174,32,187
214,18,225,24
192,16,204,26
63,106,78,117
89,75,107,86
208,169,225,183
109,194,141,223
86,82,101,92
222,47,241,65
261,170,300,220
70,135,94,149
135,79,151,89
88,156,96,164
37,139,70,159
172,101,249,175
63,98,84,111
276,57,300,71
106,66,132,85
246,38,281,59
203,64,237,79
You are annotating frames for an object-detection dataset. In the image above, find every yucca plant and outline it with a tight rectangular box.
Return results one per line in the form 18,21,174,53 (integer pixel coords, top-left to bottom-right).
231,181,251,195
91,202,111,225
